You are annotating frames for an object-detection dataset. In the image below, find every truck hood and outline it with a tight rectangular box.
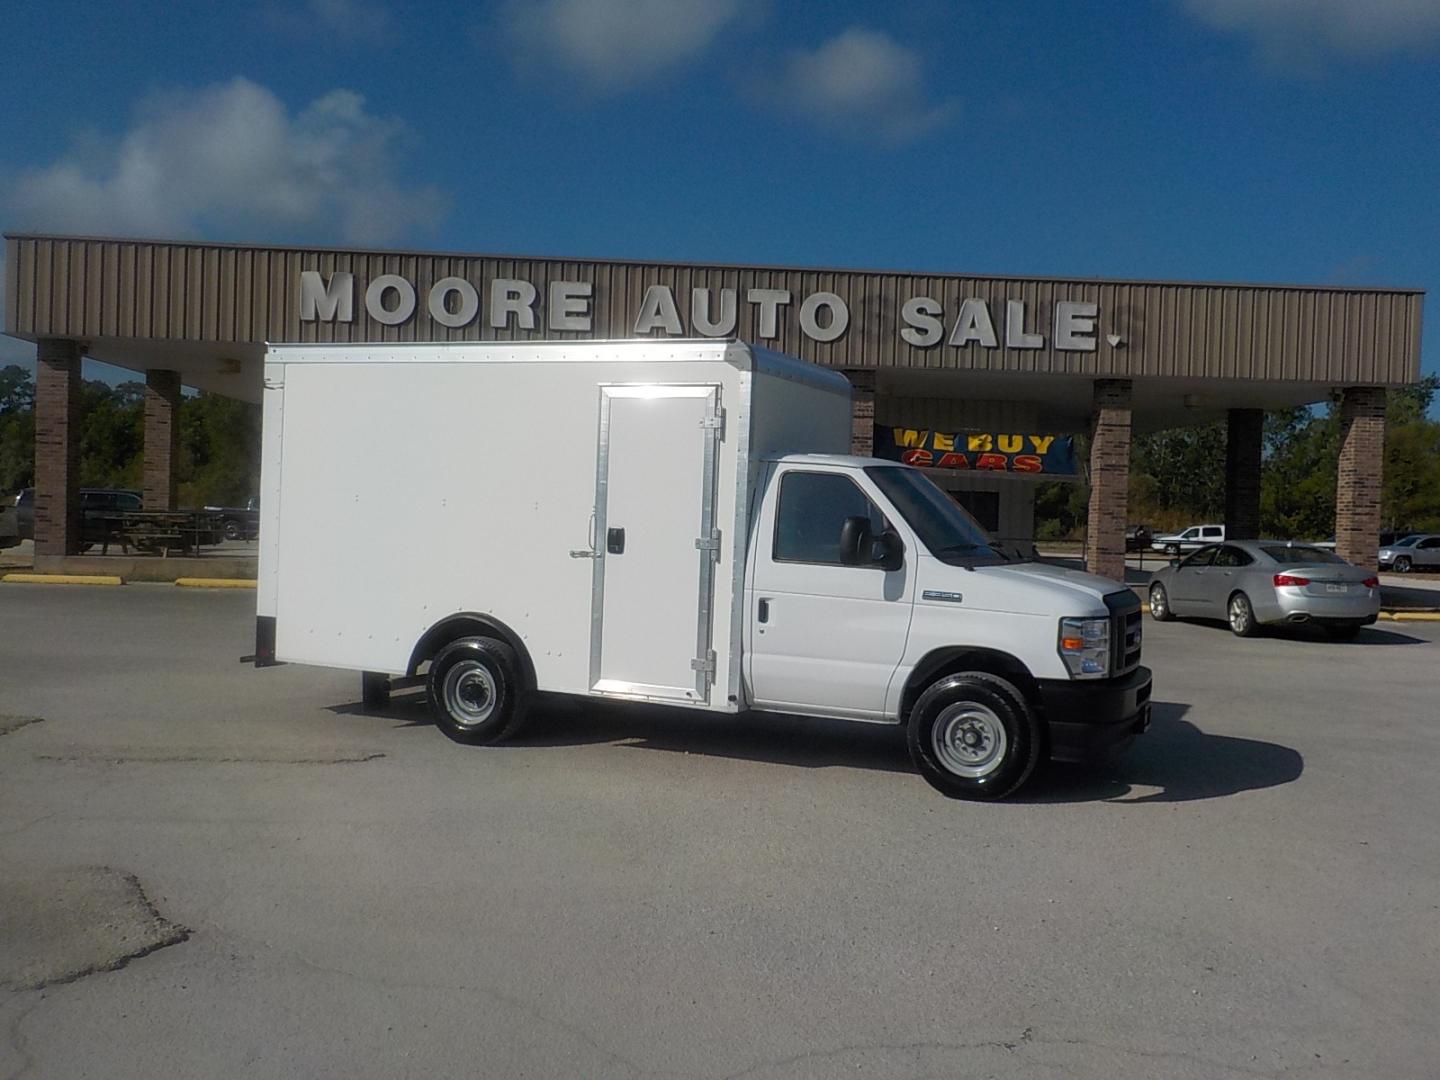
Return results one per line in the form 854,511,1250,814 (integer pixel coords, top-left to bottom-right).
918,557,1129,617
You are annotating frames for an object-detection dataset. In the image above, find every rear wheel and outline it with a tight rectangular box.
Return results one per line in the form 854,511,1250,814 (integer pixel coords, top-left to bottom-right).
1149,582,1174,621
1228,592,1258,637
1394,556,1412,573
426,636,529,745
908,673,1041,801
223,520,242,541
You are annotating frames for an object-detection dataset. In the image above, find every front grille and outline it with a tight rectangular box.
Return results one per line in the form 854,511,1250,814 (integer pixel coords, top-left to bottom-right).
1104,591,1143,675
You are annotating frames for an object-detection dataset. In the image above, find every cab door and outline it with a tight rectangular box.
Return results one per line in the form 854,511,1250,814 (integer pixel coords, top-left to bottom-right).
745,467,914,720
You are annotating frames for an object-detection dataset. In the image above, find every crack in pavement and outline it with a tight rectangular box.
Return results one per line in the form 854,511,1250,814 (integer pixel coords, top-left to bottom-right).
0,716,44,738
216,928,649,1079
2,998,42,1080
33,749,385,765
718,1027,1291,1080
2,868,191,993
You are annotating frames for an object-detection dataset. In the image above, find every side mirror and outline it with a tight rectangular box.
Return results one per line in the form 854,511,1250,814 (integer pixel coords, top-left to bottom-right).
875,530,904,572
838,516,873,566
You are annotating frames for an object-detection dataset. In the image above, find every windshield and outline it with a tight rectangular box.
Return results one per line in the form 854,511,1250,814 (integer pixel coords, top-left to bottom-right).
864,467,1002,564
1260,544,1345,565
1393,535,1420,547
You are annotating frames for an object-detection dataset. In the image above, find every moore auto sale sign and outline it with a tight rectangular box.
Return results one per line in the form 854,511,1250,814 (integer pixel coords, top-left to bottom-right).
298,268,1114,353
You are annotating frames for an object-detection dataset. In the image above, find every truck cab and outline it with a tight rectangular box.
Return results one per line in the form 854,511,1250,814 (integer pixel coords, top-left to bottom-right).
741,454,1150,797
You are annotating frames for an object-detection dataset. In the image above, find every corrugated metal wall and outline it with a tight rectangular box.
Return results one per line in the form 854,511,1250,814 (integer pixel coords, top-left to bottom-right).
4,234,1424,385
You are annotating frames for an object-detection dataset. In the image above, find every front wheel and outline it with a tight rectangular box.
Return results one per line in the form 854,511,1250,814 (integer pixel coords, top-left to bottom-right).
223,520,242,541
1149,582,1174,621
426,636,529,745
1228,592,1259,637
1165,543,1180,557
908,673,1042,800
1394,556,1412,573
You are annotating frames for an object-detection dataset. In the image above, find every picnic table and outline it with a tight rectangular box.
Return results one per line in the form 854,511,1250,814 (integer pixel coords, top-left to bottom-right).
90,511,220,556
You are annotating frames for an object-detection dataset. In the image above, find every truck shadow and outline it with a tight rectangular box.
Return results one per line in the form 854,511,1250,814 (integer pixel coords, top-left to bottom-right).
1170,621,1427,646
1027,702,1304,803
334,696,1303,803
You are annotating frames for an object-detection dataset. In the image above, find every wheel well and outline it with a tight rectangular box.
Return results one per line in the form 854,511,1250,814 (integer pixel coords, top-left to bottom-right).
407,613,536,690
900,648,1039,723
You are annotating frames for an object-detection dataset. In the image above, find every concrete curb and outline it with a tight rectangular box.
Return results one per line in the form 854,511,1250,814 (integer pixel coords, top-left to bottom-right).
174,578,257,589
1378,611,1440,621
2,573,123,586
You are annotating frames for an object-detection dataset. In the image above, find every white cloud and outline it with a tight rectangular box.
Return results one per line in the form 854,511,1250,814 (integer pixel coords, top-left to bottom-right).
5,78,446,245
1182,0,1440,65
764,28,955,144
499,0,747,89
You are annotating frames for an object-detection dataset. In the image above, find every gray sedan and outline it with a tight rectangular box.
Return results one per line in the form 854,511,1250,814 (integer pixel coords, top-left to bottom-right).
1148,540,1380,639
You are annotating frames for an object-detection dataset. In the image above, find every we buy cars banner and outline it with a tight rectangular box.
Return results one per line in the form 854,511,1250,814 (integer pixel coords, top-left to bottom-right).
874,426,1079,476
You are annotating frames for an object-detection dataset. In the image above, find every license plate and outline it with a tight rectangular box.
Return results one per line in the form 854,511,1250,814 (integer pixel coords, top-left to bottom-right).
1325,583,1347,593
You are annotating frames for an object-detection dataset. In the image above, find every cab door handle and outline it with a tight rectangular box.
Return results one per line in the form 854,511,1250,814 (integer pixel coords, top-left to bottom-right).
757,598,770,623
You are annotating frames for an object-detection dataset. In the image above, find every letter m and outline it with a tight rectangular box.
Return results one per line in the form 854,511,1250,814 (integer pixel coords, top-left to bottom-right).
299,271,355,322
892,428,930,449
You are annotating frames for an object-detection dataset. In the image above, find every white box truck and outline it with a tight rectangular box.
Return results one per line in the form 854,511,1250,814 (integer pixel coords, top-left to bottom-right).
256,340,1151,799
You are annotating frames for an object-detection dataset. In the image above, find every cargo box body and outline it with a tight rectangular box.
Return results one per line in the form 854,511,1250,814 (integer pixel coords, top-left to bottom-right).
257,339,851,710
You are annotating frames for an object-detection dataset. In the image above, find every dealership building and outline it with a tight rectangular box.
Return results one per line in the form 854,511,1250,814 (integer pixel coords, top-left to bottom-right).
2,232,1425,577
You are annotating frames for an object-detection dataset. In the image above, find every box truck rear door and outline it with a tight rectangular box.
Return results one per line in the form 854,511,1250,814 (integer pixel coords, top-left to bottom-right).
589,384,722,704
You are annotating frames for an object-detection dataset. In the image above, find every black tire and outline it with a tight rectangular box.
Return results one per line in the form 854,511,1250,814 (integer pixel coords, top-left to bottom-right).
1227,592,1259,637
1325,624,1361,641
1166,544,1180,557
1149,582,1175,621
223,520,242,541
907,672,1042,801
1394,556,1412,573
426,636,529,745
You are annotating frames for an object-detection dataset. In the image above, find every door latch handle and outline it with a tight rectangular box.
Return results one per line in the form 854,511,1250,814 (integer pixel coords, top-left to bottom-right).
607,527,626,555
569,549,600,559
757,598,770,623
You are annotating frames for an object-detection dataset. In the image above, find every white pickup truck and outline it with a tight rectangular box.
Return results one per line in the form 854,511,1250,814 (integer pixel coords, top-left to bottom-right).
255,340,1151,800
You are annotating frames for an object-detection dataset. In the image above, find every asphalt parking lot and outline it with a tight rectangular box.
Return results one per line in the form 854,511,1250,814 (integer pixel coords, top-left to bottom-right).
3,585,1439,1079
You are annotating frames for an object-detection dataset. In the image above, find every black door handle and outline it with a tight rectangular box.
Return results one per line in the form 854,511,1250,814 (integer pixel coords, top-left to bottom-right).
758,598,769,623
607,527,626,555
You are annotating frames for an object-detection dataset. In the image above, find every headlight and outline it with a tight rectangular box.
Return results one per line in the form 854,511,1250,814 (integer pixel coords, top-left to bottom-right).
1059,617,1110,679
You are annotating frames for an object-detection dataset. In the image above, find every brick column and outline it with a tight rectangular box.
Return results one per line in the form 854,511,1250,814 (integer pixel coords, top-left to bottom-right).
1085,379,1132,582
143,369,182,509
34,339,83,557
1335,386,1386,572
846,368,876,457
1224,408,1263,541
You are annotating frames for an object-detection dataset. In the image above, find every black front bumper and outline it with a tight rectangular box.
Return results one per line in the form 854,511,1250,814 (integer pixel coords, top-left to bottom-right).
1038,665,1153,763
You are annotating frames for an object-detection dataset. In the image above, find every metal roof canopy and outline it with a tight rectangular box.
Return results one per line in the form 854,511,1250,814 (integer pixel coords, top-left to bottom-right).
3,233,1424,420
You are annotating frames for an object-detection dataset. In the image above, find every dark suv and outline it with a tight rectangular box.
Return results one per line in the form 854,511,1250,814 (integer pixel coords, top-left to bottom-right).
10,487,143,543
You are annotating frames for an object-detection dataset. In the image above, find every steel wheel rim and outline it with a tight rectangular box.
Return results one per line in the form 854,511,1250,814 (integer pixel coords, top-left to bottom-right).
1396,558,1410,573
1229,596,1249,632
932,703,1008,779
1150,585,1167,617
443,661,497,727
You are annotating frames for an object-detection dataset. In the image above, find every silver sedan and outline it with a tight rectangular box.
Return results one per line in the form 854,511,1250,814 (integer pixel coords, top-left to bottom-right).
1148,540,1380,639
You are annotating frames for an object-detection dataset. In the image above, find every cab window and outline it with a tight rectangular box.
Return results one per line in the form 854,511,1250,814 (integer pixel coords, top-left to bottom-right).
1180,545,1218,568
773,472,886,566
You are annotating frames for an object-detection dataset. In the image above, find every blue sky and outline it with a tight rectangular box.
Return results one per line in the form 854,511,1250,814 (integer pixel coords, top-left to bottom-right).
1,0,1436,383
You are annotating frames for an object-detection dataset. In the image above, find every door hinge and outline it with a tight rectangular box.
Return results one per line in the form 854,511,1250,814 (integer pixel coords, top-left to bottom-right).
701,408,725,437
690,651,717,675
694,529,722,558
